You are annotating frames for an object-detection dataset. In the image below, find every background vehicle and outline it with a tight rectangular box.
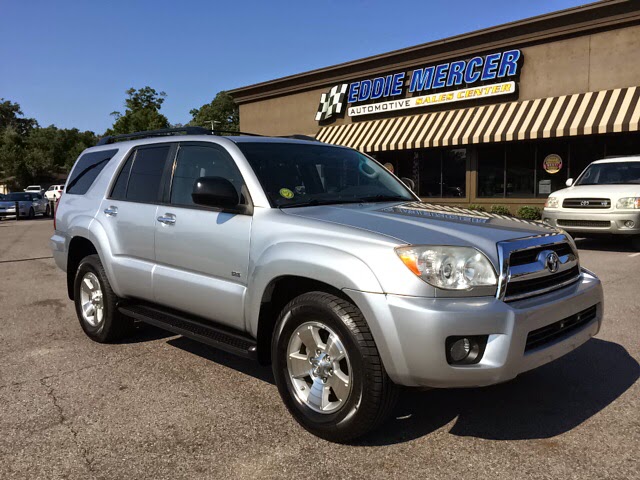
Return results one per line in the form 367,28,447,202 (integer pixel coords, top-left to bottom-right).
543,156,640,248
51,128,603,441
23,185,44,195
0,192,51,219
45,184,65,201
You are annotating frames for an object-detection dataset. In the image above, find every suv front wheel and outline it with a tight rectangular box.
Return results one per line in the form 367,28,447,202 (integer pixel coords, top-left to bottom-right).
272,292,397,442
73,254,134,342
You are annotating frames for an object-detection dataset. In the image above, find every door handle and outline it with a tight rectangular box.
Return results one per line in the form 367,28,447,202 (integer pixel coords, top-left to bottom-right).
157,214,176,225
104,206,118,216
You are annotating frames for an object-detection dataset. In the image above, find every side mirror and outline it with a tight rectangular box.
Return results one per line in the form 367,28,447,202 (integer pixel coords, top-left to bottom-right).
192,176,239,209
566,178,574,187
400,177,415,191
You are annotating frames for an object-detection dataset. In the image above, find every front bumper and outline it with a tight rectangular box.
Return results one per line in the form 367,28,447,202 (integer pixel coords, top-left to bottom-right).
345,270,603,388
543,209,640,234
0,208,25,218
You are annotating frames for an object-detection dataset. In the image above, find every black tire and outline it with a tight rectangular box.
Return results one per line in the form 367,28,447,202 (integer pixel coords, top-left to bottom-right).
28,207,35,219
272,291,397,442
73,254,134,342
631,236,640,251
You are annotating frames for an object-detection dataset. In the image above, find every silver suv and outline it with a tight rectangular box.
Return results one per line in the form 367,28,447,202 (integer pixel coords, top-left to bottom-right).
51,127,604,441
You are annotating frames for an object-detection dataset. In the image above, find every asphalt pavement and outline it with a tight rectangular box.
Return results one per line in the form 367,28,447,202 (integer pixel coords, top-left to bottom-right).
0,218,638,479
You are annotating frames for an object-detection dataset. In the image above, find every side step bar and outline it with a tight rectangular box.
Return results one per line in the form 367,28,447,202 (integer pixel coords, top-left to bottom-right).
119,303,258,360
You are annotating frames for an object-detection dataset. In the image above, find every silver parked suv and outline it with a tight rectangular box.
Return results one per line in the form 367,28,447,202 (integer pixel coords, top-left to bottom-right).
51,127,604,441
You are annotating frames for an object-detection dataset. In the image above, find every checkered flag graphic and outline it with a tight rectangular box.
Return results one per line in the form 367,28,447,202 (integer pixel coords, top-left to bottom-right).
315,84,349,121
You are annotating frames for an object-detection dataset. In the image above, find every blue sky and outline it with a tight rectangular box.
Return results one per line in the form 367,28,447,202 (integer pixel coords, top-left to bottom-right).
1,0,589,134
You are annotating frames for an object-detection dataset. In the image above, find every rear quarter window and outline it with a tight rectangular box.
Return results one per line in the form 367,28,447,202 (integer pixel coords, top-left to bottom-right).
66,149,118,195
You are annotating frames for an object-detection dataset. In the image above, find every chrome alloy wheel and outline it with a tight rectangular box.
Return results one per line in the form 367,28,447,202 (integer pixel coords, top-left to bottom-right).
286,321,352,414
79,272,104,328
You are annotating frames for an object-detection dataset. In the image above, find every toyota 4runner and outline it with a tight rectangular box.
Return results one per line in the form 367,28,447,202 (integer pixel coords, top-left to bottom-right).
51,127,604,441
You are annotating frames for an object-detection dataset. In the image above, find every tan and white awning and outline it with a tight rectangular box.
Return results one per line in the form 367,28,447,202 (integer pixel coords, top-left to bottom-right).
315,86,640,152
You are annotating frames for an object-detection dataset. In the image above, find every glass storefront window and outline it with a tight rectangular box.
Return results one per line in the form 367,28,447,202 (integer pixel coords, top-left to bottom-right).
506,143,535,197
477,145,505,197
605,132,640,157
419,151,441,197
569,137,605,180
418,149,466,197
442,149,466,198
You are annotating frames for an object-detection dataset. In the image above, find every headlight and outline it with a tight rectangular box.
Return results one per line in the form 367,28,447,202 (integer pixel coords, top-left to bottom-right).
395,246,497,290
545,196,560,208
616,197,640,209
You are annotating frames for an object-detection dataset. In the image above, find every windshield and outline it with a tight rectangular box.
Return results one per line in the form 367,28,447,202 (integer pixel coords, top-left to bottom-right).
576,161,640,185
237,142,415,208
5,193,33,201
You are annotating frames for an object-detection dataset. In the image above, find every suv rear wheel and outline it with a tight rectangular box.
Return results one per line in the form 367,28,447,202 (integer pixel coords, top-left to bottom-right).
73,254,134,342
272,291,397,442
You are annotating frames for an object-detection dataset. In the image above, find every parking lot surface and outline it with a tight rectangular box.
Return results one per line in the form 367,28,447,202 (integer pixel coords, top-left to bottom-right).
0,219,638,479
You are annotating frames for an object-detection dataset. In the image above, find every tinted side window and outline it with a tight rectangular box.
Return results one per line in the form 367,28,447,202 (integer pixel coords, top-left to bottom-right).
126,145,170,203
170,144,245,207
66,149,118,195
110,153,135,200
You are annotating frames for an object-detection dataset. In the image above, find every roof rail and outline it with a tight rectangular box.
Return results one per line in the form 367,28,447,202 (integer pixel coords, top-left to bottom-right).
278,134,321,142
96,127,262,145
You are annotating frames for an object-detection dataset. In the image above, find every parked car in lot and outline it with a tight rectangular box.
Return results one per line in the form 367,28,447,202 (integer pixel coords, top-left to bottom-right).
23,185,44,195
0,192,51,219
45,184,65,201
543,156,640,248
51,127,604,441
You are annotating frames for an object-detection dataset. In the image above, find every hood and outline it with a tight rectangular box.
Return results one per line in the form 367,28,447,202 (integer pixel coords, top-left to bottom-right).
551,184,640,201
283,202,557,261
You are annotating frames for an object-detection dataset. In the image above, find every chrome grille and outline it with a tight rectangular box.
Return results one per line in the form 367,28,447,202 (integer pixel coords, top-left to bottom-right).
497,234,581,302
562,198,611,209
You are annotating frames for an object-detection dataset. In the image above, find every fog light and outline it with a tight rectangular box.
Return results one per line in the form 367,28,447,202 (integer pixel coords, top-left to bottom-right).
624,220,635,228
445,335,488,365
543,218,552,225
450,338,471,362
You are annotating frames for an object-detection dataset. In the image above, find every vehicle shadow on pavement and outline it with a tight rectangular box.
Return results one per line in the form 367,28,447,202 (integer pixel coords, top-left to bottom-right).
166,336,276,384
574,237,636,252
358,338,638,446
119,324,176,344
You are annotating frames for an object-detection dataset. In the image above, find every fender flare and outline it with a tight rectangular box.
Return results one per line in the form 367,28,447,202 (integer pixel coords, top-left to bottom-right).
66,217,123,296
245,242,383,336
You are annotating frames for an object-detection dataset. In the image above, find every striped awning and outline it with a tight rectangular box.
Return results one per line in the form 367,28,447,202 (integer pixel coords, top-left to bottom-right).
316,86,640,152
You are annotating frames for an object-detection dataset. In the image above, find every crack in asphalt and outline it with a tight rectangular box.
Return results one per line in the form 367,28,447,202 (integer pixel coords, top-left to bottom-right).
39,377,96,476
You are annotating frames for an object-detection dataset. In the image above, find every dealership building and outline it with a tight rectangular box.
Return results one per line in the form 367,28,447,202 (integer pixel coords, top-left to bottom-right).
229,0,640,209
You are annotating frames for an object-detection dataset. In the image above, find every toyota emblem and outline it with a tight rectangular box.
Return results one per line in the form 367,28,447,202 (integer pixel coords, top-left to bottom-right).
546,252,560,273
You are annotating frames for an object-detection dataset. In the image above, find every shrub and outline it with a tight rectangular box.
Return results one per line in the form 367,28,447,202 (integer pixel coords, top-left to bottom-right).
516,206,542,220
468,204,486,212
490,205,512,215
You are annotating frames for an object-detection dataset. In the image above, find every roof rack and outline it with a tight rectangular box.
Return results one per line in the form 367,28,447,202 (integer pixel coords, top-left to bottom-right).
96,127,263,146
278,134,320,142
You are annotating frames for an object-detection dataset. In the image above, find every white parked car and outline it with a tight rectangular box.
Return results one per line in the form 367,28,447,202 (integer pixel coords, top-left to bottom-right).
24,185,44,195
45,184,65,201
543,156,640,247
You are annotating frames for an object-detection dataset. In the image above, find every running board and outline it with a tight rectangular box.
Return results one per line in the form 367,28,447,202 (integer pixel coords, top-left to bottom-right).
118,303,258,360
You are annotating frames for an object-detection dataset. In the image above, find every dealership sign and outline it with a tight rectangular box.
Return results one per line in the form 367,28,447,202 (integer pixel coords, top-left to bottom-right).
315,49,521,122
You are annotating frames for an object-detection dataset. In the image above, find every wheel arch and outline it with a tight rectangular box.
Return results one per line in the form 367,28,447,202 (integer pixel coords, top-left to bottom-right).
66,236,99,300
254,275,354,364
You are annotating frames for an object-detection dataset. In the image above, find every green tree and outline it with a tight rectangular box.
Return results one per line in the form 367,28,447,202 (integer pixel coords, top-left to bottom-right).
107,87,170,135
189,91,239,133
0,99,38,136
